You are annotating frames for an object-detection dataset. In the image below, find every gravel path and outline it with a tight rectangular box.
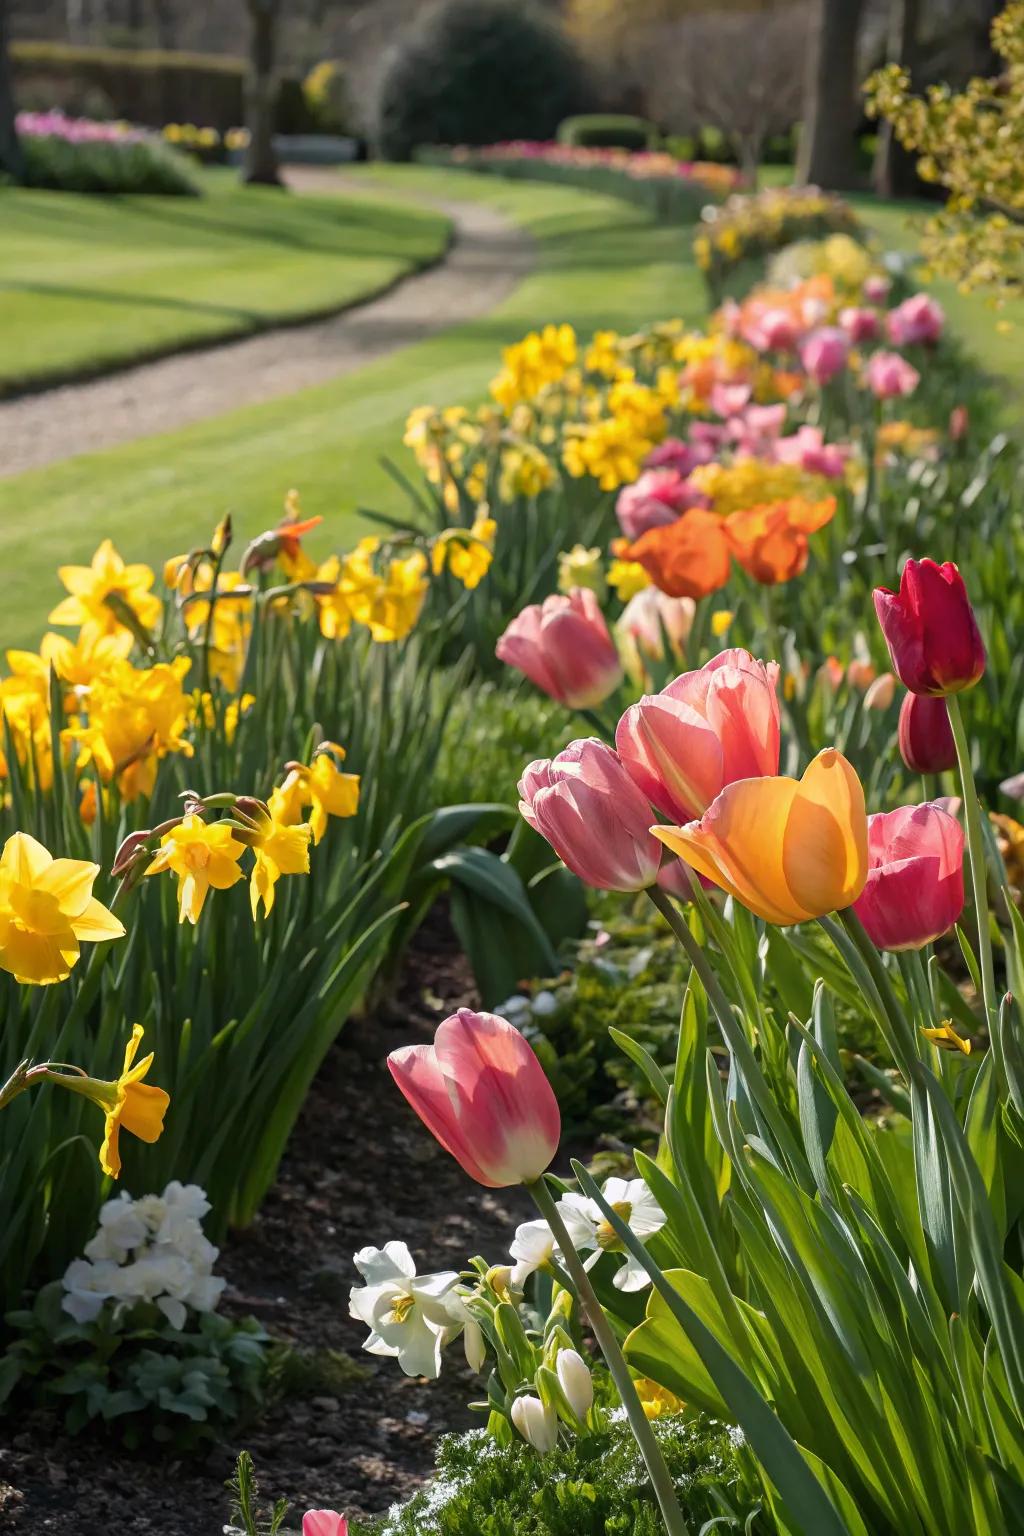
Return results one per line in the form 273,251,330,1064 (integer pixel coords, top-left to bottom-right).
0,169,535,478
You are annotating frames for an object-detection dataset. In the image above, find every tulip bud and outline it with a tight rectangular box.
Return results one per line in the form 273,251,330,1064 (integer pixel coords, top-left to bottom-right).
874,559,985,696
302,1513,348,1536
555,1349,593,1422
846,659,876,692
511,1394,558,1454
949,405,968,442
898,692,956,773
853,804,964,951
496,589,623,709
865,350,920,400
800,326,850,385
388,1010,560,1188
863,673,895,711
519,739,662,892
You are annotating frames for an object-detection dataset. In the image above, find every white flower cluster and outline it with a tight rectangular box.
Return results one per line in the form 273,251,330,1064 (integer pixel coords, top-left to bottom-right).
62,1181,226,1332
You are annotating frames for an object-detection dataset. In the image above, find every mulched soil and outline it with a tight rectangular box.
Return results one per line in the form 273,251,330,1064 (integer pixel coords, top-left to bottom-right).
0,908,535,1535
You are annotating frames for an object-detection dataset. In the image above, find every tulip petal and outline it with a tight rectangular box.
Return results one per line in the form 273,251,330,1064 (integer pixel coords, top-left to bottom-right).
654,776,804,924
783,749,868,915
388,1042,502,1188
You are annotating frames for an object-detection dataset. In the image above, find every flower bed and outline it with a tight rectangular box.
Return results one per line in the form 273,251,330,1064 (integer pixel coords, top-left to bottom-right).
416,141,740,222
13,109,198,194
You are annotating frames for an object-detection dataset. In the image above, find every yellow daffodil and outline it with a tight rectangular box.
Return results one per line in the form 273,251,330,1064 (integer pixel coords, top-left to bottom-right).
48,1025,169,1178
248,813,313,918
63,657,194,802
0,831,125,985
49,539,162,642
432,509,497,591
921,1020,972,1056
145,814,245,924
269,743,360,845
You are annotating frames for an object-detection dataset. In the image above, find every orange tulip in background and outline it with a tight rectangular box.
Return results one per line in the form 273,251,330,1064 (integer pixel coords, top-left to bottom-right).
725,496,836,585
625,509,731,600
653,747,868,925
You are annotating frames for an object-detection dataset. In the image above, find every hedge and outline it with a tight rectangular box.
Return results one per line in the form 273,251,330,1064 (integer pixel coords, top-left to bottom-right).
11,42,245,132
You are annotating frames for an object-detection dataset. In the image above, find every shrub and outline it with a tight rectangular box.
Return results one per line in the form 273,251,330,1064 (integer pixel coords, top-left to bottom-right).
371,0,590,161
557,113,658,151
11,41,246,132
351,1416,752,1534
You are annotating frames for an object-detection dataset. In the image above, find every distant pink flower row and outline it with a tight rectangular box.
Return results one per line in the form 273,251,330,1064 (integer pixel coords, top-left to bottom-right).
449,140,741,195
15,110,146,146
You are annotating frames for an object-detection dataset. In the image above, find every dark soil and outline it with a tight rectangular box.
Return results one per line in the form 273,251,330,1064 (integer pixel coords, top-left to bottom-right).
0,911,535,1535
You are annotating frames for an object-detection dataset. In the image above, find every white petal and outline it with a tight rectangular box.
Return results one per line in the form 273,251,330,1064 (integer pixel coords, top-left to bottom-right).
612,1254,653,1292
411,1270,461,1327
349,1279,397,1328
352,1240,415,1285
510,1219,555,1266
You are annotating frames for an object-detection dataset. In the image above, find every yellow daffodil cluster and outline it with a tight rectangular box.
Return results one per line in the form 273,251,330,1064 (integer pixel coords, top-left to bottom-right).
63,656,195,802
162,122,250,152
0,830,124,986
694,186,862,293
315,538,429,643
866,2,1024,299
687,459,829,517
491,324,578,410
432,509,497,590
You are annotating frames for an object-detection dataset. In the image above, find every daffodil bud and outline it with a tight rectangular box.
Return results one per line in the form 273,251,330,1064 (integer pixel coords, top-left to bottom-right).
511,1394,557,1454
555,1348,593,1422
111,829,154,879
463,1319,486,1374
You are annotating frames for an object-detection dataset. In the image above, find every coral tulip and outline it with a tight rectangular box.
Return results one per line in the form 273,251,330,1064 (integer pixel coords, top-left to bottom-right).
724,496,835,585
616,649,780,823
519,739,661,891
388,1009,560,1188
874,559,985,696
653,748,868,925
496,588,623,709
615,468,705,541
865,350,920,400
852,803,964,950
625,508,732,600
898,692,956,773
887,292,944,347
800,327,849,384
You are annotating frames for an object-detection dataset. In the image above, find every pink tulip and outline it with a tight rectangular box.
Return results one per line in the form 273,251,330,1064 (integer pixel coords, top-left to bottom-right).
687,421,730,457
839,306,880,343
749,307,800,353
496,589,622,708
389,1009,560,1188
774,426,849,479
863,273,892,305
303,1514,348,1536
519,738,662,891
887,293,944,347
710,381,752,420
616,649,780,823
801,327,850,385
949,405,969,442
853,803,964,951
643,437,697,476
615,468,707,540
617,586,695,660
865,351,920,400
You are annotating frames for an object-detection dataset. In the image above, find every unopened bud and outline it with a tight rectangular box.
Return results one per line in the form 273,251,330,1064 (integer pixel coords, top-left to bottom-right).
511,1394,557,1454
111,830,154,879
555,1349,593,1422
463,1319,486,1374
863,672,895,711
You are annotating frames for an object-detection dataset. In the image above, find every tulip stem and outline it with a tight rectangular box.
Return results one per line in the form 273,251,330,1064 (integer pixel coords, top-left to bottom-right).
946,694,999,1036
526,1176,691,1536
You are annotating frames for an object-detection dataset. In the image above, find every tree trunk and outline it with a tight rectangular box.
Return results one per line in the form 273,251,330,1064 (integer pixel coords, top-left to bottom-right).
796,0,867,191
0,0,23,185
243,0,283,188
872,0,920,197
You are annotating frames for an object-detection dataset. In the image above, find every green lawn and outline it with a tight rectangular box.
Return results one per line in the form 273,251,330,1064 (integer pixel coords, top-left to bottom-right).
0,168,451,394
0,165,707,644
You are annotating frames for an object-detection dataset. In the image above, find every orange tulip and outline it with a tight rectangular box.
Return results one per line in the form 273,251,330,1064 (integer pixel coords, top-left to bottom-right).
625,509,731,600
724,496,835,585
652,747,867,925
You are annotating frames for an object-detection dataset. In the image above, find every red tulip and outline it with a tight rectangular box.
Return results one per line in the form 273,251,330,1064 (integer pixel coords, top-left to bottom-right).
518,738,661,891
496,588,622,708
853,803,964,951
615,649,780,823
874,559,985,696
898,692,956,773
388,1009,560,1187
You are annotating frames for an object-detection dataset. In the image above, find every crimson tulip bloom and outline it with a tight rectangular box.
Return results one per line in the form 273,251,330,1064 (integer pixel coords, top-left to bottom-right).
616,649,780,824
898,692,957,774
519,738,661,891
496,588,622,709
388,1009,560,1188
853,803,964,951
874,559,985,696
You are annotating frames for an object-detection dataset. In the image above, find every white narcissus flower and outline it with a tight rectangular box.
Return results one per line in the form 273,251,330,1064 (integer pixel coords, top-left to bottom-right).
509,1218,557,1288
348,1241,461,1380
511,1394,558,1454
62,1258,122,1324
556,1177,666,1292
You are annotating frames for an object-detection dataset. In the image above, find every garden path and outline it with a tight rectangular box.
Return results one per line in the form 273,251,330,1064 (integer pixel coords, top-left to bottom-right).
0,169,535,478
